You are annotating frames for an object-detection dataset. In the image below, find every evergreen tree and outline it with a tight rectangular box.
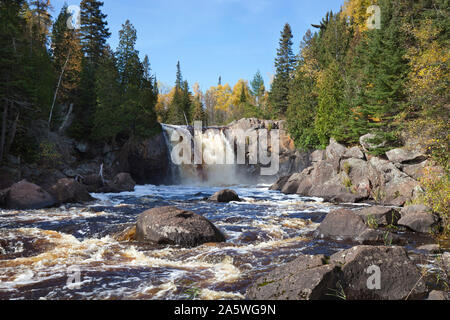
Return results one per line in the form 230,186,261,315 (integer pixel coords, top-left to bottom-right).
250,70,265,106
356,0,409,152
269,23,296,118
79,0,110,65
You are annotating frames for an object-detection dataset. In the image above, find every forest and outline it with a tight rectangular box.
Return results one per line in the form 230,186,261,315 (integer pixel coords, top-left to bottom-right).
0,0,448,183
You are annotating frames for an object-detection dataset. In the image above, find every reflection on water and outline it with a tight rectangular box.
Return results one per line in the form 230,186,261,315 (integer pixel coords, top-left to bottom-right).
0,184,354,300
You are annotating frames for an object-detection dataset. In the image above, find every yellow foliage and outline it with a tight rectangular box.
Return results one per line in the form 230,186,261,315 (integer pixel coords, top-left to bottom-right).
341,0,378,33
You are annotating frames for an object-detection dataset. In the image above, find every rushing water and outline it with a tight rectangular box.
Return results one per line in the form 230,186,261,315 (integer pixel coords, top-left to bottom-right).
0,184,360,300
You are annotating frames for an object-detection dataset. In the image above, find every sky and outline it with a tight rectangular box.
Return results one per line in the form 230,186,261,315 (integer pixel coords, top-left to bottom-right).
51,0,344,92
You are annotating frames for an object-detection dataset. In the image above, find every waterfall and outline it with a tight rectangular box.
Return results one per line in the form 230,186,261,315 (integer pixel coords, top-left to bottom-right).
161,124,239,186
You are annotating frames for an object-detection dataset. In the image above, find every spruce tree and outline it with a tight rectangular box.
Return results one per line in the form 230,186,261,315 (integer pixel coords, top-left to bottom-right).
269,23,296,118
250,70,265,106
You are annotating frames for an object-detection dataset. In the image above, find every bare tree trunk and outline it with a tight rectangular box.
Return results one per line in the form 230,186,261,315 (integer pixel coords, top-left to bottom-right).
58,103,73,134
0,101,9,163
49,52,71,127
5,111,20,157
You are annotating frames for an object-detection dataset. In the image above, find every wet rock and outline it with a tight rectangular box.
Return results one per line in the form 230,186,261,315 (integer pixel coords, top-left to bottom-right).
81,174,104,193
356,206,400,226
5,180,55,209
209,189,241,202
49,178,94,204
269,175,290,191
398,205,439,234
281,173,304,194
427,291,449,300
135,206,226,247
386,148,427,164
315,209,370,240
330,246,428,300
246,254,341,300
107,172,136,193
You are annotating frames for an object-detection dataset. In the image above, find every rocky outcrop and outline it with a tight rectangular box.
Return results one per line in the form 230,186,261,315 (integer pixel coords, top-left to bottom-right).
96,173,136,193
330,246,428,300
135,206,226,247
227,118,312,179
247,254,340,300
270,136,436,207
398,205,439,234
4,180,55,209
209,189,241,203
248,246,428,300
49,178,93,204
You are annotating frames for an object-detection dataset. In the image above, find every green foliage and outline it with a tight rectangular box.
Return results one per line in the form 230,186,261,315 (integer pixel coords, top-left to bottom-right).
269,23,296,118
38,140,62,168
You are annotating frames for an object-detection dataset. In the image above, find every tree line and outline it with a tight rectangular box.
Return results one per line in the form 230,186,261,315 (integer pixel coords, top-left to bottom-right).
0,0,159,165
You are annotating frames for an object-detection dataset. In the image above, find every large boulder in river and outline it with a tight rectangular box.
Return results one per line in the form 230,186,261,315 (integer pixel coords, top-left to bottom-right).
209,189,241,203
356,206,400,226
5,180,55,209
135,206,226,247
315,209,370,240
98,172,136,193
247,254,341,300
49,178,94,204
398,205,439,234
330,246,428,300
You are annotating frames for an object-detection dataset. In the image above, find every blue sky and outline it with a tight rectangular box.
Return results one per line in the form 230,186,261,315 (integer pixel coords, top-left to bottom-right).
52,0,344,91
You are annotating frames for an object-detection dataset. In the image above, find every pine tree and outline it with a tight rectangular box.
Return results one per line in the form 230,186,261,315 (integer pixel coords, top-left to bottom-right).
79,0,110,65
269,23,296,118
250,70,265,106
356,0,409,153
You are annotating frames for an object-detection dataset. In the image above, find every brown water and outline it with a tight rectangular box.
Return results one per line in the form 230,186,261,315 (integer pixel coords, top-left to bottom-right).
0,184,444,300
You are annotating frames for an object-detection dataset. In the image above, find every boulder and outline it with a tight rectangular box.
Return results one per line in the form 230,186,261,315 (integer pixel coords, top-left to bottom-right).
5,180,55,209
386,148,427,164
246,254,341,300
49,178,94,204
81,174,105,193
416,244,441,254
356,206,400,226
269,175,290,191
325,138,347,171
108,172,136,192
427,291,449,300
281,173,304,194
330,246,428,300
209,189,241,202
135,206,226,247
398,205,439,234
360,133,386,152
343,146,365,160
315,209,370,240
340,158,371,198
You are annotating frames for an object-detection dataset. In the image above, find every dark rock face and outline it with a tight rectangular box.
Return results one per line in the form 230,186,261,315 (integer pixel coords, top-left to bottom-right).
398,205,439,234
98,173,136,193
247,254,341,300
5,180,55,209
209,189,241,203
330,246,428,300
315,209,370,240
117,132,170,185
269,176,290,191
49,178,93,204
135,206,226,247
247,246,428,300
